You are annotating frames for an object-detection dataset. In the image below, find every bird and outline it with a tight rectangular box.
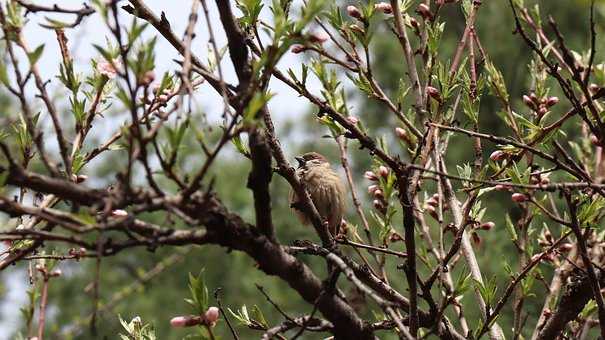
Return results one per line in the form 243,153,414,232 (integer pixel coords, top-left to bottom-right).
289,152,346,236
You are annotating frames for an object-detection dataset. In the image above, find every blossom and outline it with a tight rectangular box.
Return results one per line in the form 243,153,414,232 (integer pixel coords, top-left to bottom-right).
96,59,121,79
374,2,393,14
204,307,220,326
378,166,389,178
511,193,528,203
347,116,359,125
309,31,329,44
347,5,362,20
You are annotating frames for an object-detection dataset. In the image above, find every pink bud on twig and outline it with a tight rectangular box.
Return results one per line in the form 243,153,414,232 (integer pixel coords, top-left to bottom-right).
365,171,378,181
346,5,363,20
374,2,393,14
511,193,528,203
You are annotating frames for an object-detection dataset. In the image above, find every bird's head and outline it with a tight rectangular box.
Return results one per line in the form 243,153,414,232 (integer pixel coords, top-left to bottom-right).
295,152,329,168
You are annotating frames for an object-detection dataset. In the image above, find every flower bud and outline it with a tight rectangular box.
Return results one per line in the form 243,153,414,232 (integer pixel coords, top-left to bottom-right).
50,269,62,277
347,5,363,20
365,171,378,181
291,45,306,54
489,150,506,161
531,253,543,263
373,189,384,199
170,315,202,328
395,127,407,139
416,3,432,20
367,185,379,194
542,308,552,318
537,106,548,117
374,2,393,14
511,193,528,203
479,221,495,231
425,204,438,220
378,166,389,178
522,95,536,109
111,209,128,217
591,135,603,146
308,32,329,44
426,86,441,101
204,307,220,326
559,243,573,252
170,316,189,328
373,199,384,210
545,96,559,107
347,116,359,125
389,232,403,243
589,83,601,94
494,184,510,191
409,17,420,29
141,71,155,86
158,94,169,103
426,197,438,208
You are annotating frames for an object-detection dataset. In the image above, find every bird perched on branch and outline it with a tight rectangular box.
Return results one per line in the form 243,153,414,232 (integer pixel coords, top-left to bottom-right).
290,152,346,236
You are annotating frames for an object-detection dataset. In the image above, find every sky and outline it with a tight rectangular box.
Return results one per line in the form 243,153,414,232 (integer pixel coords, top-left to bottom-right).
0,0,322,334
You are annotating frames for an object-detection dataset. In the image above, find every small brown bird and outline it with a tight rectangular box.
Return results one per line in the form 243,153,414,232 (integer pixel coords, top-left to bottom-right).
289,152,346,236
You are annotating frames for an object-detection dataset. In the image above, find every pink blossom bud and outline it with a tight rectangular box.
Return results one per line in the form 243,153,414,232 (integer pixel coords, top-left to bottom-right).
489,150,506,161
522,95,536,109
537,106,548,117
545,96,559,107
96,59,121,79
170,316,189,328
395,127,407,139
291,45,306,54
204,307,220,326
378,166,389,178
111,209,128,217
373,189,384,199
346,5,363,20
373,199,384,210
591,135,603,146
416,3,432,20
426,86,441,101
367,185,379,194
158,94,169,103
409,17,419,29
365,171,378,181
511,193,528,203
347,116,359,125
479,222,495,231
589,83,601,93
559,243,573,252
426,197,438,207
170,315,202,328
141,71,155,86
543,308,552,318
425,204,438,220
374,2,393,14
308,32,329,44
529,92,538,103
530,253,543,263
495,184,510,191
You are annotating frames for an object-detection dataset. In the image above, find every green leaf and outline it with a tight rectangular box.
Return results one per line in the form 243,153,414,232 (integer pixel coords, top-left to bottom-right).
27,44,45,65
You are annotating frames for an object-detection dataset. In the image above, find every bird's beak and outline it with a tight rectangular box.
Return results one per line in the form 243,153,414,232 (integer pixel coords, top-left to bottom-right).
295,156,305,167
